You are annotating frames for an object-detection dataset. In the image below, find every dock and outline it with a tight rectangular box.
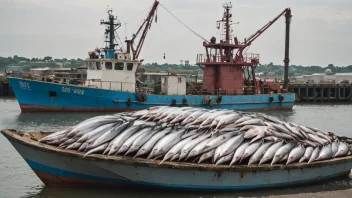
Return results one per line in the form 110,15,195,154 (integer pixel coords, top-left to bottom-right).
289,83,352,102
0,76,14,96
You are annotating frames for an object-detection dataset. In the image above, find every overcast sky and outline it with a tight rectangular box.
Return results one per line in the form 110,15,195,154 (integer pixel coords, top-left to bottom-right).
1,0,352,66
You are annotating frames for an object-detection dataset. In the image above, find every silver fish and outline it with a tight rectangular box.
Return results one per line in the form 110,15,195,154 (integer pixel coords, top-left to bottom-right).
308,147,320,163
229,141,250,166
125,129,158,156
331,142,339,156
148,129,186,159
160,134,199,164
335,142,349,157
134,127,172,158
86,122,130,150
216,152,234,165
105,124,144,155
180,110,207,125
116,127,152,155
271,142,294,165
316,145,333,161
215,113,242,130
286,145,305,165
299,147,313,163
248,141,274,165
259,141,284,165
240,141,262,162
202,131,238,153
198,149,216,163
218,133,244,159
179,133,211,161
83,142,109,158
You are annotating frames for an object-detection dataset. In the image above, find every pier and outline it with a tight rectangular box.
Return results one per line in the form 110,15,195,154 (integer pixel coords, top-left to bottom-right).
289,83,352,102
0,77,14,96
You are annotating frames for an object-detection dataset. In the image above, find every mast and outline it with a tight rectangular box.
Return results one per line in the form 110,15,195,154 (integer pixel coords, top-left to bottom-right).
100,9,121,50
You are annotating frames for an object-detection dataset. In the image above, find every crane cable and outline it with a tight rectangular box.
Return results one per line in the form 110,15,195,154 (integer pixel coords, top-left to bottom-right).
159,3,209,43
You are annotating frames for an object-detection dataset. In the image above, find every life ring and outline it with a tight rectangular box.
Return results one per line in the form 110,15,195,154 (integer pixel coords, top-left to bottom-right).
209,100,215,107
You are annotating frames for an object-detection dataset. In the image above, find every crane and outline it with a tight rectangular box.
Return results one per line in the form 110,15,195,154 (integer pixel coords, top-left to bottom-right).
125,0,159,60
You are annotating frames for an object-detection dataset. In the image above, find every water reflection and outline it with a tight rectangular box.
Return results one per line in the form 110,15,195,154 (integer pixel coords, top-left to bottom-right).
23,175,352,198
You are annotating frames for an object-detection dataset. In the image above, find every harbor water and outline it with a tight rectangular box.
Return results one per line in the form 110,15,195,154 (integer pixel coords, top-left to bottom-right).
1,97,352,197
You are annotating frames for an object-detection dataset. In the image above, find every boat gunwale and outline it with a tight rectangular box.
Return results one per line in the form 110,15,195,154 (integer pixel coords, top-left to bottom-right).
3,129,352,172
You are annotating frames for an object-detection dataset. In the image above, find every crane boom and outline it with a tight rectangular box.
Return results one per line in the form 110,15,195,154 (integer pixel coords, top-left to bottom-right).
243,8,290,49
126,0,159,60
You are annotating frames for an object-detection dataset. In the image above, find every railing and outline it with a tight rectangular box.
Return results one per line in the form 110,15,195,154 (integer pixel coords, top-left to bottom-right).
197,53,259,64
85,79,135,91
187,86,257,95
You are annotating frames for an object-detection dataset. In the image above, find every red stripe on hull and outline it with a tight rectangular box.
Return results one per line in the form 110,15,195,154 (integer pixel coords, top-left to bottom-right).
33,170,121,187
20,104,140,113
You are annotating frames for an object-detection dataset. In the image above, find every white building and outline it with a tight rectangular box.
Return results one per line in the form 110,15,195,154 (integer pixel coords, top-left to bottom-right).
298,69,352,84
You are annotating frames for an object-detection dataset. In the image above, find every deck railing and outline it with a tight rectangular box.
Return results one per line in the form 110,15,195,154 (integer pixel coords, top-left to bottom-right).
196,53,259,64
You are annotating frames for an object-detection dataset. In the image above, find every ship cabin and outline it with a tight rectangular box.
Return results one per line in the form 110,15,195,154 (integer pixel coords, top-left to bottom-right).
85,51,139,92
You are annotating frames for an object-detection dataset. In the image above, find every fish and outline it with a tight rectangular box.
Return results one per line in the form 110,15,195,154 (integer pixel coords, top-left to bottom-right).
160,134,199,164
179,133,211,161
235,119,264,127
316,145,333,161
308,147,320,163
331,142,339,156
116,127,152,155
216,152,234,165
125,129,158,156
259,141,284,165
299,147,314,163
202,131,239,153
186,136,216,160
83,142,109,158
77,123,116,143
134,127,172,158
218,133,244,159
213,142,227,163
334,142,349,157
234,116,252,125
180,110,207,125
105,124,144,155
229,141,250,166
198,149,216,163
248,141,274,165
215,113,242,130
148,129,186,159
271,142,295,165
86,122,130,150
240,141,262,162
286,145,305,165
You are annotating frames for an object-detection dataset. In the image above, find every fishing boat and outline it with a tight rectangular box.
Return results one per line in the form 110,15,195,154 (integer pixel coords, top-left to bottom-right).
2,129,352,190
6,1,295,112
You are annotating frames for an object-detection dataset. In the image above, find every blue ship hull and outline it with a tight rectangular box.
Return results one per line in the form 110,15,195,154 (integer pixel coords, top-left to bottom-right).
7,77,295,112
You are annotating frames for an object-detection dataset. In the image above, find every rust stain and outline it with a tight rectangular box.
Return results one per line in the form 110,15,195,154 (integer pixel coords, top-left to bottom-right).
240,171,244,178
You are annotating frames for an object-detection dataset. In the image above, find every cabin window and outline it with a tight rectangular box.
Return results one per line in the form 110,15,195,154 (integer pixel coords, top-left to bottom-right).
88,62,95,70
127,63,133,71
105,62,113,70
178,77,182,83
115,62,124,70
96,62,102,70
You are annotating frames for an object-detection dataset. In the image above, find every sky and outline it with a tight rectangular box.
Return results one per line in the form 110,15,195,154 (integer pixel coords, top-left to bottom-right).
1,0,352,66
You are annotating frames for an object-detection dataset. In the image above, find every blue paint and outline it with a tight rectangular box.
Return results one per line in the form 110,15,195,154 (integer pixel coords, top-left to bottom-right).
26,159,345,190
8,78,295,111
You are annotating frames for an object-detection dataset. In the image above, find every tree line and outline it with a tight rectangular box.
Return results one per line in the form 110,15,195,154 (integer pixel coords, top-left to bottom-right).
1,55,352,77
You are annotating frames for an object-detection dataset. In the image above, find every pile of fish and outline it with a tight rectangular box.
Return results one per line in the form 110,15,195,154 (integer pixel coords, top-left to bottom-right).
39,106,352,166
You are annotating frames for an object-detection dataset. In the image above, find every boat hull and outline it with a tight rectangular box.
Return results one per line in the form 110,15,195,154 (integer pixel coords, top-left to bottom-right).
2,130,352,191
7,77,295,112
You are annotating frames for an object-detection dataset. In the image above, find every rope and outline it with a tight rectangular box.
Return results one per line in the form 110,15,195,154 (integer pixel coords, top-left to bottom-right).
125,4,153,25
159,3,209,43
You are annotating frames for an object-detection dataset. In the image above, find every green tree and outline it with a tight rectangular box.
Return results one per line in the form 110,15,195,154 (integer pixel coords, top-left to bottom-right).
43,56,52,61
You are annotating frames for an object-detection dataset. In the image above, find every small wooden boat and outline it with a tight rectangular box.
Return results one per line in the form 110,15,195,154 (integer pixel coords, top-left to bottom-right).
2,129,352,191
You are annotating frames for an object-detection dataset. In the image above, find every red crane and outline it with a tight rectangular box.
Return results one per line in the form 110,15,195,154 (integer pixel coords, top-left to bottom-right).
197,4,292,95
125,0,159,60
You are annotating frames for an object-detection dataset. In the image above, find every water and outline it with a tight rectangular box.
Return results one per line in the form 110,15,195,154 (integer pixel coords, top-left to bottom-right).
1,97,352,197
